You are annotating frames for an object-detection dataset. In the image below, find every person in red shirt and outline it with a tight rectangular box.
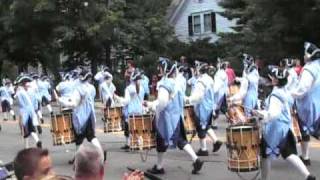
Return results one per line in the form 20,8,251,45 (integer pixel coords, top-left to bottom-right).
294,59,303,76
225,62,236,86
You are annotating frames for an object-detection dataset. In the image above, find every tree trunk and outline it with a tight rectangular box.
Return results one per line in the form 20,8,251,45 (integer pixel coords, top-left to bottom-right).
105,43,111,69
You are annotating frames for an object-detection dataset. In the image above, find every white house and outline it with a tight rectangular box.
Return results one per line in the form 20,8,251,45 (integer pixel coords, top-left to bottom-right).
167,0,236,43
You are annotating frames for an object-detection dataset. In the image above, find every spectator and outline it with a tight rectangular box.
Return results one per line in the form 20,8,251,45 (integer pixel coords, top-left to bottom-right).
14,148,53,180
294,59,303,76
225,62,236,86
74,143,104,180
124,57,136,85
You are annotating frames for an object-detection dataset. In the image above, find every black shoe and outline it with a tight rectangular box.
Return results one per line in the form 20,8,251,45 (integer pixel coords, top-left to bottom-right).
211,125,218,130
120,145,130,150
3,118,8,121
306,175,316,180
213,141,223,152
13,115,16,121
192,158,204,174
37,126,42,135
36,141,42,148
68,158,75,165
50,112,54,117
300,156,311,166
196,149,209,156
147,165,165,174
40,118,44,124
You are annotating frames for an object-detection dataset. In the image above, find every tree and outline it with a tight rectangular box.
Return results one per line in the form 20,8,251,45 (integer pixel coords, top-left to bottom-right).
218,0,320,64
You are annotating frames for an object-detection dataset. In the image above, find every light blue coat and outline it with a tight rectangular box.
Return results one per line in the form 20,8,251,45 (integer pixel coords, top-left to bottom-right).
123,82,144,121
16,87,37,126
72,82,96,134
243,69,259,116
38,80,51,101
263,88,292,158
156,78,184,146
296,60,320,135
0,85,14,104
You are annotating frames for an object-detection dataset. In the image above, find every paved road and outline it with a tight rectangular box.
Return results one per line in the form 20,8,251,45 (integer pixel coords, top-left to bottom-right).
0,103,319,180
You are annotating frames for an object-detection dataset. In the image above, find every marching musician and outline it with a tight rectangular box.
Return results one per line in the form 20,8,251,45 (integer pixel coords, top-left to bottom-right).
28,73,43,133
291,42,320,166
55,72,76,111
229,54,259,117
95,68,116,108
0,79,16,121
37,75,54,117
140,70,150,100
145,59,204,175
61,70,105,164
114,69,144,150
15,75,42,149
213,60,228,117
281,58,299,92
253,67,315,180
185,61,223,156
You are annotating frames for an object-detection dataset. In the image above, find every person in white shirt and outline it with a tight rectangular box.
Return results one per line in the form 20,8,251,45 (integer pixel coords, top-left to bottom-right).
291,42,320,166
254,67,315,180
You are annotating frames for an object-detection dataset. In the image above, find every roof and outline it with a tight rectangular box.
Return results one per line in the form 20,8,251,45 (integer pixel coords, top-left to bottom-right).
167,0,187,25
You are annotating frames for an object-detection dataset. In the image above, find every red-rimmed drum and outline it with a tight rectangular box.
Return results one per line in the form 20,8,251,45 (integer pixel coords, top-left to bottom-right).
103,106,123,132
128,114,156,150
51,112,75,146
226,124,260,172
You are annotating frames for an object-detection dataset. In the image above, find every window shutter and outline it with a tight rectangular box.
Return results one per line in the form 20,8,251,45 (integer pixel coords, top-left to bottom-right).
188,15,193,36
211,12,216,33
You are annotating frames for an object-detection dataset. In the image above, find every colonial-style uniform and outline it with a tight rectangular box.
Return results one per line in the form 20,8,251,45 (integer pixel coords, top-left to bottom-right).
146,59,204,175
256,67,315,180
291,42,320,166
15,76,42,149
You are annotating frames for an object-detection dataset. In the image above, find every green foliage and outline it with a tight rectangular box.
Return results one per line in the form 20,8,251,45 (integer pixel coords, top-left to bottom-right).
219,0,320,65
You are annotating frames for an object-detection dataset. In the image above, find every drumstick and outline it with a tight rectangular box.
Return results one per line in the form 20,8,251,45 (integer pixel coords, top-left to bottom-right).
127,167,162,180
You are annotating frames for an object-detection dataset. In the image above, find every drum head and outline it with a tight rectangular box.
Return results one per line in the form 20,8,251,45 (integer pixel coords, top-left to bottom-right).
226,124,258,132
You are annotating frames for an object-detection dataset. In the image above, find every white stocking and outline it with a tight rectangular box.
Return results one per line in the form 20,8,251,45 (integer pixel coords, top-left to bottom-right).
200,138,207,151
286,154,310,179
156,152,164,169
207,128,218,143
31,132,40,143
301,141,310,160
183,144,198,162
261,158,271,180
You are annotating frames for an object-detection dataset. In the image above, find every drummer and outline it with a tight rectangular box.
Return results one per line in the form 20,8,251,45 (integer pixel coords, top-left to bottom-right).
291,42,320,166
61,69,106,164
15,75,42,149
281,58,298,92
145,59,204,174
99,70,116,108
185,61,223,156
212,60,228,127
114,69,144,150
0,79,16,121
229,54,259,117
253,67,315,180
55,72,76,111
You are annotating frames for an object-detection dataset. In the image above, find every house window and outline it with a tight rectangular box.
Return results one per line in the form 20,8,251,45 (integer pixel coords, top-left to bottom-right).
193,15,201,34
188,12,216,36
204,13,212,32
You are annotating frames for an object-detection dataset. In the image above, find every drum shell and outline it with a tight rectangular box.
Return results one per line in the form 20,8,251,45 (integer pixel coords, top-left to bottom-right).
51,112,75,146
226,125,260,172
103,107,123,132
183,105,197,142
128,114,156,150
